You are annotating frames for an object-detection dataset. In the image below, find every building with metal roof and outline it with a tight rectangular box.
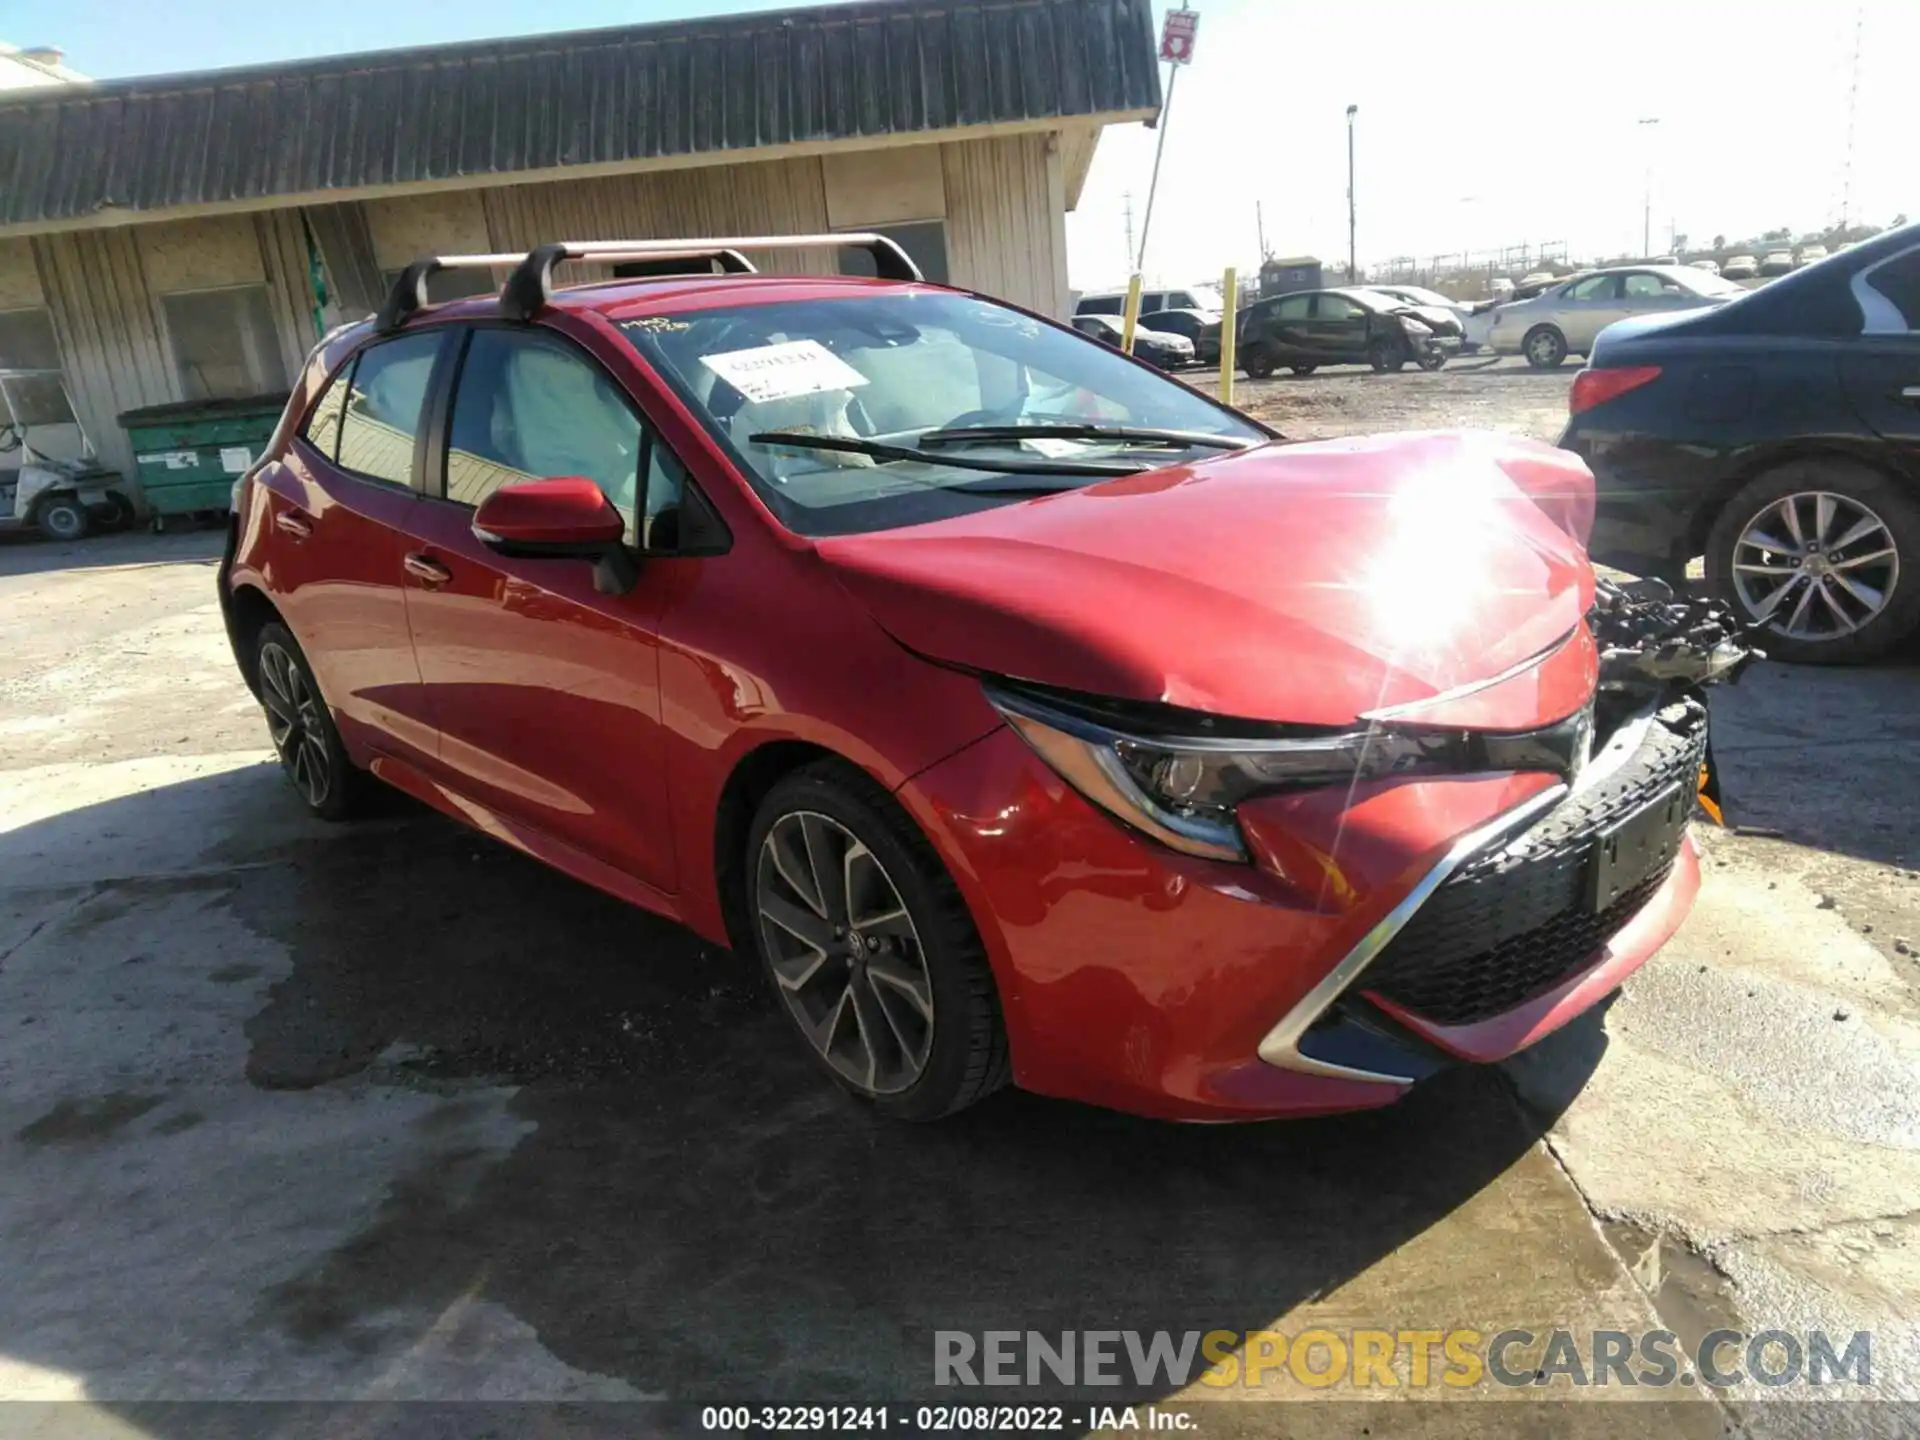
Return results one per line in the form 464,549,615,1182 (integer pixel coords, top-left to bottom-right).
0,0,1159,489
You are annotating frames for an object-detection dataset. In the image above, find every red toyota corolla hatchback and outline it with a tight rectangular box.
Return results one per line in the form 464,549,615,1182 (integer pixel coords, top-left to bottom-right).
220,235,1747,1122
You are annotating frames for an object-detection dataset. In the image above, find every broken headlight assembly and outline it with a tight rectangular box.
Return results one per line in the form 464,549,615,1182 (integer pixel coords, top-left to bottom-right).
984,681,1592,863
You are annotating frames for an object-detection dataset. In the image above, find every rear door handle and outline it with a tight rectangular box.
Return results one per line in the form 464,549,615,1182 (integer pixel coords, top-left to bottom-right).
1899,386,1920,402
403,551,454,587
274,510,313,539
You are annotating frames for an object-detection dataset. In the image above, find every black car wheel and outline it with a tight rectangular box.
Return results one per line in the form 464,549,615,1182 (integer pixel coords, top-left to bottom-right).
254,622,370,819
34,495,89,542
1523,325,1569,369
1289,364,1318,376
1416,348,1448,372
1368,336,1408,373
1705,460,1920,664
747,761,1010,1122
1242,347,1276,380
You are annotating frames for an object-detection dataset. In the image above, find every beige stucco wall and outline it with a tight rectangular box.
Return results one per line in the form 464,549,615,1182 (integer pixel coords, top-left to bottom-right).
136,216,267,294
363,192,493,272
0,239,44,309
821,148,948,228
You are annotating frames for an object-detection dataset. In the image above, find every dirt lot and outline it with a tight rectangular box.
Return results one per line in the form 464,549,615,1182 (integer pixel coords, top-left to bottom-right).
1195,354,1575,443
3,367,1919,1436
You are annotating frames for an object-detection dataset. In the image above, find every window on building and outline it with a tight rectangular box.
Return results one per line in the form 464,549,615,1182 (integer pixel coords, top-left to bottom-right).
162,286,285,400
0,307,74,427
445,329,647,543
335,331,444,487
837,222,950,286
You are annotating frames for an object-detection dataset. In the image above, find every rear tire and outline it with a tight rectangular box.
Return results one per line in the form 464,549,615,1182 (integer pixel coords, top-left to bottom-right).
34,495,88,542
1523,325,1568,369
254,622,371,820
746,761,1010,1122
1704,460,1920,664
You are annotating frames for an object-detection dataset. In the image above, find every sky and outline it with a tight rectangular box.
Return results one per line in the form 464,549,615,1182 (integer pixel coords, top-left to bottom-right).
6,0,1915,293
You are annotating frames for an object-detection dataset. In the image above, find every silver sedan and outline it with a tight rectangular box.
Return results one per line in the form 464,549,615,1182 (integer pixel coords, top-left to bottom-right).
1488,265,1745,368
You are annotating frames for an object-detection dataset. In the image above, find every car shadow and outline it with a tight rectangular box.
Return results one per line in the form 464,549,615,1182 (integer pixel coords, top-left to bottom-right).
0,525,222,579
5,766,1611,1424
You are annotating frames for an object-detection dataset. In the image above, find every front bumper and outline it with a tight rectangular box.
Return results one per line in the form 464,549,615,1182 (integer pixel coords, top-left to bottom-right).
897,703,1704,1121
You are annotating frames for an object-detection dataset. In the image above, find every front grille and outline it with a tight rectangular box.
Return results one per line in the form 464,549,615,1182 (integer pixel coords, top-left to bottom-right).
1361,698,1706,1027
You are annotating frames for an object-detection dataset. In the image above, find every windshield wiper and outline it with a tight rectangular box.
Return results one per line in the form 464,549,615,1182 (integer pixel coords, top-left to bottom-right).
916,423,1254,451
747,431,1145,477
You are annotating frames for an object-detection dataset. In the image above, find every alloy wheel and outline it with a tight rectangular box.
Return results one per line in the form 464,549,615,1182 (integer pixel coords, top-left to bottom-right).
756,811,934,1096
1730,490,1900,642
258,641,333,807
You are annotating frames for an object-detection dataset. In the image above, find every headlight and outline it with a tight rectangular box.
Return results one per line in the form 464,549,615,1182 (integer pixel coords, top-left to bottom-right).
985,683,1446,863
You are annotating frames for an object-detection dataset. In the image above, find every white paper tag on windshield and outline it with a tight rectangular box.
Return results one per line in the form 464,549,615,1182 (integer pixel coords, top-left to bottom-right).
699,339,869,404
1023,437,1087,458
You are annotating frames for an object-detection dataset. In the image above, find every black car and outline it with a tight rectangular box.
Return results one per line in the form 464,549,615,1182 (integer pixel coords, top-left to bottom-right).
1235,287,1463,378
1139,307,1222,365
1561,223,1920,663
1069,312,1194,371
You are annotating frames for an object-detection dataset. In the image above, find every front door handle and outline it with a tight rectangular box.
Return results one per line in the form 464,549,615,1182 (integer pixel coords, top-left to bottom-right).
274,510,313,539
402,552,454,587
1899,385,1920,402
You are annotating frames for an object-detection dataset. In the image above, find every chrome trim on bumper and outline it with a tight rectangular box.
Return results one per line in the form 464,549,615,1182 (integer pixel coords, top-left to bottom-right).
1254,781,1570,1085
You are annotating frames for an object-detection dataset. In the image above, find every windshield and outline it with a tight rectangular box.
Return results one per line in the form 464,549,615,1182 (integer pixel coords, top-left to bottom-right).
1385,286,1454,308
619,290,1266,537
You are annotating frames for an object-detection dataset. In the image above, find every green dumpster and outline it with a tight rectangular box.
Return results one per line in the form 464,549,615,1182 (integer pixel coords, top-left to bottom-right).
118,394,290,531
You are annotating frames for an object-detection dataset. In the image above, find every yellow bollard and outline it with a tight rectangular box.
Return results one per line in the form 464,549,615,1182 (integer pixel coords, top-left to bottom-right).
1218,266,1238,406
1121,273,1144,355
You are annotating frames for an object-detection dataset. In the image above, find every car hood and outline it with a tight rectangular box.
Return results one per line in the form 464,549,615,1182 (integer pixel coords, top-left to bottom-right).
816,431,1598,728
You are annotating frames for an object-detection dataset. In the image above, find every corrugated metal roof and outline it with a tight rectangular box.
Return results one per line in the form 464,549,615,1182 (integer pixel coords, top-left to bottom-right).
0,0,1160,230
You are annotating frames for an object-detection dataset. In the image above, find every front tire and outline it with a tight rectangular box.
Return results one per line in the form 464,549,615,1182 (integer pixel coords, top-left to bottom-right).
254,622,369,820
1242,347,1276,380
747,761,1010,1122
1368,336,1409,373
34,495,88,542
1289,364,1318,376
1704,460,1919,664
1416,348,1448,371
1523,325,1568,369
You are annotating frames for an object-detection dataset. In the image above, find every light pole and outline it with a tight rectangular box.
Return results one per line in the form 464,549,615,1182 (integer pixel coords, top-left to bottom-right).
1638,117,1661,257
1346,104,1358,282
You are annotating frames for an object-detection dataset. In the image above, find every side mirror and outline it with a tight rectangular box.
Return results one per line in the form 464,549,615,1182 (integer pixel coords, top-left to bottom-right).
472,477,638,595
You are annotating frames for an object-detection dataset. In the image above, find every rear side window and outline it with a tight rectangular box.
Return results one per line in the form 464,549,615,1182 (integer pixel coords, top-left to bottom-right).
301,365,352,462
1275,295,1311,320
445,329,645,543
336,332,444,487
1863,248,1920,331
1077,296,1123,316
1567,275,1618,301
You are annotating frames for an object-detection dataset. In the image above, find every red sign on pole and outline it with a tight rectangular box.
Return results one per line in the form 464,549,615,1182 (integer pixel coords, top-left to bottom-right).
1158,8,1199,65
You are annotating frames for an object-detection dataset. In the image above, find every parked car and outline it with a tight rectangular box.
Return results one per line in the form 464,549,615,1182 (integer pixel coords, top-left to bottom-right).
1561,222,1920,662
1075,285,1220,318
1071,311,1194,370
1369,285,1481,353
0,372,133,540
1488,265,1745,368
219,231,1747,1122
1796,244,1829,267
1722,254,1759,279
1759,251,1795,277
1650,255,1678,266
1688,259,1721,275
1236,287,1462,377
1138,307,1222,365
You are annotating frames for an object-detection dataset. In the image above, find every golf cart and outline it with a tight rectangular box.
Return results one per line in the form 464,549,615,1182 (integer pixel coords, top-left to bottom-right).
0,369,133,541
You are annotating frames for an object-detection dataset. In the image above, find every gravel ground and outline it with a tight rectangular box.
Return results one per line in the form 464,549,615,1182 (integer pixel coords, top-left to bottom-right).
1187,355,1574,443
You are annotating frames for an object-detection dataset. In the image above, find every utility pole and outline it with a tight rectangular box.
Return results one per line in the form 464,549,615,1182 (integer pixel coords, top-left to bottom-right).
1346,104,1358,282
1841,4,1864,231
1256,200,1267,262
1638,117,1661,258
1123,192,1136,276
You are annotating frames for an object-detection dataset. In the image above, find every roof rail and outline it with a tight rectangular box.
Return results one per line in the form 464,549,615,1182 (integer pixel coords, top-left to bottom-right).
498,233,923,321
374,233,923,333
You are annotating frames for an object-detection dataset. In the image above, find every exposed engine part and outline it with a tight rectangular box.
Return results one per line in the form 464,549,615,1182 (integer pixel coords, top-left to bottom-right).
1590,576,1762,694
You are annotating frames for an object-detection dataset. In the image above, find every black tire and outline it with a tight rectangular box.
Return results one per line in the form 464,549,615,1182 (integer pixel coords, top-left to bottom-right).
1368,336,1408,373
1289,364,1318,376
746,760,1010,1122
1703,459,1920,664
1416,348,1448,371
253,622,370,820
1241,347,1276,380
34,495,88,542
1523,325,1568,369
